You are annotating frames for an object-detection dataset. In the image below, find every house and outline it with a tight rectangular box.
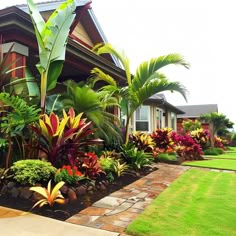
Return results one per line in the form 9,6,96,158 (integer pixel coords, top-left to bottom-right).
0,0,126,85
0,0,184,133
131,94,185,133
176,104,218,132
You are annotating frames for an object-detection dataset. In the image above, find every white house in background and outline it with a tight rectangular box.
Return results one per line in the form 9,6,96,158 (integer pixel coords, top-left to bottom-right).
131,94,185,133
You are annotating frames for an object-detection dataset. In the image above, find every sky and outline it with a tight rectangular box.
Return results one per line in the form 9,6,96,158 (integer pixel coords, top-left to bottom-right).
1,0,236,127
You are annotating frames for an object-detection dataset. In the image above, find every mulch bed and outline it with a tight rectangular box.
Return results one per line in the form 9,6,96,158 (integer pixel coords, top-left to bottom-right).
0,168,156,221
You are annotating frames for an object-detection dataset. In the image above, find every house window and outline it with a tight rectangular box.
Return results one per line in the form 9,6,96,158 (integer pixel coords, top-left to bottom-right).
135,105,150,132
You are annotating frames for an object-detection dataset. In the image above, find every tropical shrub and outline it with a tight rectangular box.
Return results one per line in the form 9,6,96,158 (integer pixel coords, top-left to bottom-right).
54,165,84,185
172,132,203,161
99,156,129,180
121,144,154,171
81,152,105,179
214,136,225,150
11,159,56,185
31,108,102,167
190,128,210,150
129,131,155,152
151,128,175,151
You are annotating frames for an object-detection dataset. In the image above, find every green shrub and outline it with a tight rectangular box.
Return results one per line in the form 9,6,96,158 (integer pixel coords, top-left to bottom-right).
99,157,116,173
11,160,56,185
158,153,177,161
204,148,224,156
121,144,154,171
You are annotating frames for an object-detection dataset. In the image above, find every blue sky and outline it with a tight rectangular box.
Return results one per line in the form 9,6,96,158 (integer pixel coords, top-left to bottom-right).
1,0,236,127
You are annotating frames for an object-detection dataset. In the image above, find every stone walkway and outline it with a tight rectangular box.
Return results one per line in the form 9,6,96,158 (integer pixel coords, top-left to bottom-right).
66,163,190,234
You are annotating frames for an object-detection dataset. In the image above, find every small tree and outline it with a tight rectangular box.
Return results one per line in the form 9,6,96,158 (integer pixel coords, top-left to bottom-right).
200,112,234,148
91,44,189,144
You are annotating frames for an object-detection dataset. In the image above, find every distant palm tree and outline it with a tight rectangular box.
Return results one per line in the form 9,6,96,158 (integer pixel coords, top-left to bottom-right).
91,44,189,144
200,112,234,148
61,80,122,144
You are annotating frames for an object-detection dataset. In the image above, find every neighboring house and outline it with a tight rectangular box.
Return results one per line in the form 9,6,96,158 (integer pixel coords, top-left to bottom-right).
176,104,218,132
0,0,126,85
131,94,185,133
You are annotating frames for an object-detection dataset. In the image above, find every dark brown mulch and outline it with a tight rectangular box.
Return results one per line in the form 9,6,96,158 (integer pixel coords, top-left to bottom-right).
0,169,155,221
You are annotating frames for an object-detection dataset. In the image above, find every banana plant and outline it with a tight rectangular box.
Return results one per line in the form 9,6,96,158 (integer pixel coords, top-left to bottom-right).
27,0,76,111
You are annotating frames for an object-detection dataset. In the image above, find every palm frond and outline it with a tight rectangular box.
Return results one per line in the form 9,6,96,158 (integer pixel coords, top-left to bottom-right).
89,68,117,87
93,43,131,85
130,79,188,113
132,54,189,91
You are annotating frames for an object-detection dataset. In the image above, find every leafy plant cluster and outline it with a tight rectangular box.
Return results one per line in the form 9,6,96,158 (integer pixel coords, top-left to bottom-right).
55,165,84,185
10,159,56,185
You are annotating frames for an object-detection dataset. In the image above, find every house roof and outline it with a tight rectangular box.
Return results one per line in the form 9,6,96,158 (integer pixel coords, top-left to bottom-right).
176,104,218,118
0,2,126,84
15,0,120,67
145,94,185,114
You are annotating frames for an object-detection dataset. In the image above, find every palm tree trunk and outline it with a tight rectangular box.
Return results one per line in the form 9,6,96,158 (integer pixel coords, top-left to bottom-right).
125,116,131,144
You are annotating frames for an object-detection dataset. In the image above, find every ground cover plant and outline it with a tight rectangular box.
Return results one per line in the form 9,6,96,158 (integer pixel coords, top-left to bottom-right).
183,158,236,171
126,169,236,236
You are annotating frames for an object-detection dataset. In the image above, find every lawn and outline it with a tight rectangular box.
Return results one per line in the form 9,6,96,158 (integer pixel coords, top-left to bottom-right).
183,159,236,170
126,169,236,236
204,148,236,160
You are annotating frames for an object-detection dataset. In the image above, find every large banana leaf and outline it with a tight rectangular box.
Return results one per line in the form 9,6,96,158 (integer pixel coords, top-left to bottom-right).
27,0,76,110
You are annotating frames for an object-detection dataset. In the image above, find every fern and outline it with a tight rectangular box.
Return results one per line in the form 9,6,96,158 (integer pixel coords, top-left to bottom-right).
0,92,40,134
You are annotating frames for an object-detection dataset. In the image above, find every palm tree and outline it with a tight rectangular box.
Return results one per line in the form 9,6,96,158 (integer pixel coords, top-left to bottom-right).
200,112,234,148
61,80,122,144
91,43,189,144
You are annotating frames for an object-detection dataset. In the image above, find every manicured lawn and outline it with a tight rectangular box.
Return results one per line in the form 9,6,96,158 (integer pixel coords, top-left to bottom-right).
126,169,236,236
204,149,236,160
183,159,236,170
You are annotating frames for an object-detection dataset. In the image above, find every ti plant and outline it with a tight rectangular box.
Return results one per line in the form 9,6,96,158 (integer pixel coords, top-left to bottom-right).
81,152,105,179
30,180,65,208
27,0,76,111
31,108,103,167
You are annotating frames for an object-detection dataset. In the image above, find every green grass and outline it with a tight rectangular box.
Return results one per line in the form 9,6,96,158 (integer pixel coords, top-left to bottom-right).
182,159,236,171
204,148,236,160
183,159,236,170
126,169,236,236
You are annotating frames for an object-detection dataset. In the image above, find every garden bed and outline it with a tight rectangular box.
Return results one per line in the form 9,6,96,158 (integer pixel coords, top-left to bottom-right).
0,168,156,221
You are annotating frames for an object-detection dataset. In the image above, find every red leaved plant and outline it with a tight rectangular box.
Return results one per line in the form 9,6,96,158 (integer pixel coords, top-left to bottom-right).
81,152,105,179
